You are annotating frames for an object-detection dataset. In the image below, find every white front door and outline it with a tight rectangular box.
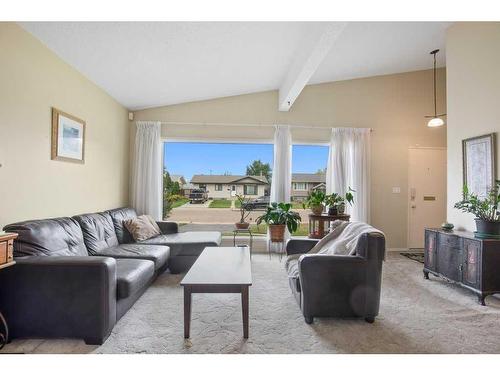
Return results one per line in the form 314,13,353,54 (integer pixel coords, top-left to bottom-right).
230,185,236,197
408,148,447,249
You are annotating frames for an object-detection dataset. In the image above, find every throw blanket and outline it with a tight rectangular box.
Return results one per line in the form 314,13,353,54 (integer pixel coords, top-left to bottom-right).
310,221,383,256
285,221,384,279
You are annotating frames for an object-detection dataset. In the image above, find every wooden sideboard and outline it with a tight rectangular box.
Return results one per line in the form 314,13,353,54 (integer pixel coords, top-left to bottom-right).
424,228,500,305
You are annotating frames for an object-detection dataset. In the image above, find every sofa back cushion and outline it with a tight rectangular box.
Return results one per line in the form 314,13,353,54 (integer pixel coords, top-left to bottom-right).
3,217,88,257
73,212,119,255
106,207,138,244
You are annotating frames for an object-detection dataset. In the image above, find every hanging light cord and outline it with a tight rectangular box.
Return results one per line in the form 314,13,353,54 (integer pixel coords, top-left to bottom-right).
433,51,437,117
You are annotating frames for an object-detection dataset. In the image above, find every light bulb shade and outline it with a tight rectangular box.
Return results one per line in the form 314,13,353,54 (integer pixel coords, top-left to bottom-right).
427,117,445,127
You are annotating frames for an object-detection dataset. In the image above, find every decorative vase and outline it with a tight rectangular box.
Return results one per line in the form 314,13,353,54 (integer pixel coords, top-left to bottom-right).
328,206,338,216
337,204,346,215
311,205,324,215
269,224,286,242
475,219,500,237
235,222,250,229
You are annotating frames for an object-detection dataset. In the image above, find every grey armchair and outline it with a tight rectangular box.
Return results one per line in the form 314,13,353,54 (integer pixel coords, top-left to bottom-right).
286,232,385,324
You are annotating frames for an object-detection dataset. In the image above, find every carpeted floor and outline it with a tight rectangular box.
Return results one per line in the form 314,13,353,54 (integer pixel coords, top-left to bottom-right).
3,252,500,354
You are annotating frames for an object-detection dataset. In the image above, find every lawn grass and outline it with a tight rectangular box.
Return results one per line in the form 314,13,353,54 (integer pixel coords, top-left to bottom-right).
234,199,241,208
170,198,189,208
223,223,309,237
208,199,232,208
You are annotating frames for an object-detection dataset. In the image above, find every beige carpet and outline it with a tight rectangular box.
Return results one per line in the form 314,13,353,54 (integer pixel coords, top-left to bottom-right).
3,252,500,354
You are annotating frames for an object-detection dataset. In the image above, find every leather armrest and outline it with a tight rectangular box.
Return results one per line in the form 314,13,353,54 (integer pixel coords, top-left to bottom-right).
286,239,319,255
0,256,117,344
298,254,367,290
156,221,178,234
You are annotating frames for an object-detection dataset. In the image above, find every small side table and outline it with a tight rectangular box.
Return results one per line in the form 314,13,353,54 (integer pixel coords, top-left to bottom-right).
0,232,17,350
267,239,286,261
308,214,350,239
233,228,253,257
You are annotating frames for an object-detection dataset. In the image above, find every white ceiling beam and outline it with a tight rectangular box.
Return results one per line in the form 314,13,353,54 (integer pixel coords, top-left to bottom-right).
278,22,347,112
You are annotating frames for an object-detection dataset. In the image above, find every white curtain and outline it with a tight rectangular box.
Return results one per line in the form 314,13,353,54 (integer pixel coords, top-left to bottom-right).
326,127,371,223
131,121,162,220
270,125,292,203
268,125,292,247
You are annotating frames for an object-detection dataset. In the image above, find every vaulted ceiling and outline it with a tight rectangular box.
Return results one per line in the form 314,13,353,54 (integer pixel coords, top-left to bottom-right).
20,22,451,110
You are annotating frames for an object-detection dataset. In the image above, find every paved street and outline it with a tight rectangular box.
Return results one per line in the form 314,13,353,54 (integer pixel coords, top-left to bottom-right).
167,206,310,224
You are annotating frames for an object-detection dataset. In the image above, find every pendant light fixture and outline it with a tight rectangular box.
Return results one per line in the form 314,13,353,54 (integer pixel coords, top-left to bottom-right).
425,49,446,127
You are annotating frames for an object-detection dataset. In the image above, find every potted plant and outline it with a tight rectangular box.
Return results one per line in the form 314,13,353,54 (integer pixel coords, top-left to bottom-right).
303,190,326,215
235,194,252,229
325,188,355,215
256,202,302,242
454,180,500,237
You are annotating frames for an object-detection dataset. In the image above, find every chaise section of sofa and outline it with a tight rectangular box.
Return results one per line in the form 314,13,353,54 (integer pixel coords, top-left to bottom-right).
107,207,222,273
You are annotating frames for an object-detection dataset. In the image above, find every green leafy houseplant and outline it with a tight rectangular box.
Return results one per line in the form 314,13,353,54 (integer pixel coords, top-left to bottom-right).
325,187,355,215
454,180,500,236
235,194,253,229
303,190,326,215
256,202,302,242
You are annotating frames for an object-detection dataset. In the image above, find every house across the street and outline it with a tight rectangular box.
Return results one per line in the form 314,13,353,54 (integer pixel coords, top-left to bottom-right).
291,173,326,201
190,175,269,199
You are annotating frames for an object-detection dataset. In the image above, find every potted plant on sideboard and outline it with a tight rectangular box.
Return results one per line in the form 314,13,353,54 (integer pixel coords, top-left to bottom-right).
256,202,302,242
454,180,500,238
235,194,252,229
303,190,326,215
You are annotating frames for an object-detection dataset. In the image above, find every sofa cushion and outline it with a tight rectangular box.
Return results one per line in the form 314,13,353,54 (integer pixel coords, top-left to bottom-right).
107,207,138,244
73,212,119,255
137,231,222,256
95,244,169,271
3,217,88,257
115,259,155,300
124,215,161,242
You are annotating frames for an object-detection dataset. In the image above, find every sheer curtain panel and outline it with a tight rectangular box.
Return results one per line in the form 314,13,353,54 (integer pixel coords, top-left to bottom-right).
131,121,162,220
326,127,371,223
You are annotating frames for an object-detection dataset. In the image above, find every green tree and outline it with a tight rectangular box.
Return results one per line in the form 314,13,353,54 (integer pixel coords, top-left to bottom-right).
246,160,272,182
316,167,327,174
162,170,183,218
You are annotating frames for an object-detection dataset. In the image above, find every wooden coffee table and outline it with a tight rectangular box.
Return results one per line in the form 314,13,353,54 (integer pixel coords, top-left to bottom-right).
180,247,252,339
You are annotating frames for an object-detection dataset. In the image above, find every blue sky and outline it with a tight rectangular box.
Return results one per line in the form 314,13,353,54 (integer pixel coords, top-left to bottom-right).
164,142,328,181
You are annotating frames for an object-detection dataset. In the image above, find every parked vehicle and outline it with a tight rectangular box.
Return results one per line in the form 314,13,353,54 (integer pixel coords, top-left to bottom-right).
242,195,270,210
189,189,208,204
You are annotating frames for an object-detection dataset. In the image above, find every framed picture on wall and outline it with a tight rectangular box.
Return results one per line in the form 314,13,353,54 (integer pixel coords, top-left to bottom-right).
51,107,86,163
462,133,496,198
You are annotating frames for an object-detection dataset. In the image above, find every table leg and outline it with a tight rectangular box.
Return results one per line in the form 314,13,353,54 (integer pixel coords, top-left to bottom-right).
241,286,249,339
184,286,192,338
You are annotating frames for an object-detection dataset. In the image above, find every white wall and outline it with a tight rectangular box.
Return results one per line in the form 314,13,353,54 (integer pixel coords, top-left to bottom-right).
446,22,500,231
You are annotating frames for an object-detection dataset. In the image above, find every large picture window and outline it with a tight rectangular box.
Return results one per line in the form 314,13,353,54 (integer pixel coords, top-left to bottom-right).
215,184,223,191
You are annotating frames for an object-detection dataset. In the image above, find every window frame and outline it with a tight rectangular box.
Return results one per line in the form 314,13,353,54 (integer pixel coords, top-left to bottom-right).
293,182,307,191
244,184,258,195
215,183,223,191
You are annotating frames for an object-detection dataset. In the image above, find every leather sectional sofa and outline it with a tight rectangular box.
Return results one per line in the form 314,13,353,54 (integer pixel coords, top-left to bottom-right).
0,207,221,344
285,232,385,324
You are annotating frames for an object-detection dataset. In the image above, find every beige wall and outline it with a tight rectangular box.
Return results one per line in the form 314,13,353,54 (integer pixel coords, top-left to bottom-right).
134,69,447,248
0,23,130,227
446,22,500,231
